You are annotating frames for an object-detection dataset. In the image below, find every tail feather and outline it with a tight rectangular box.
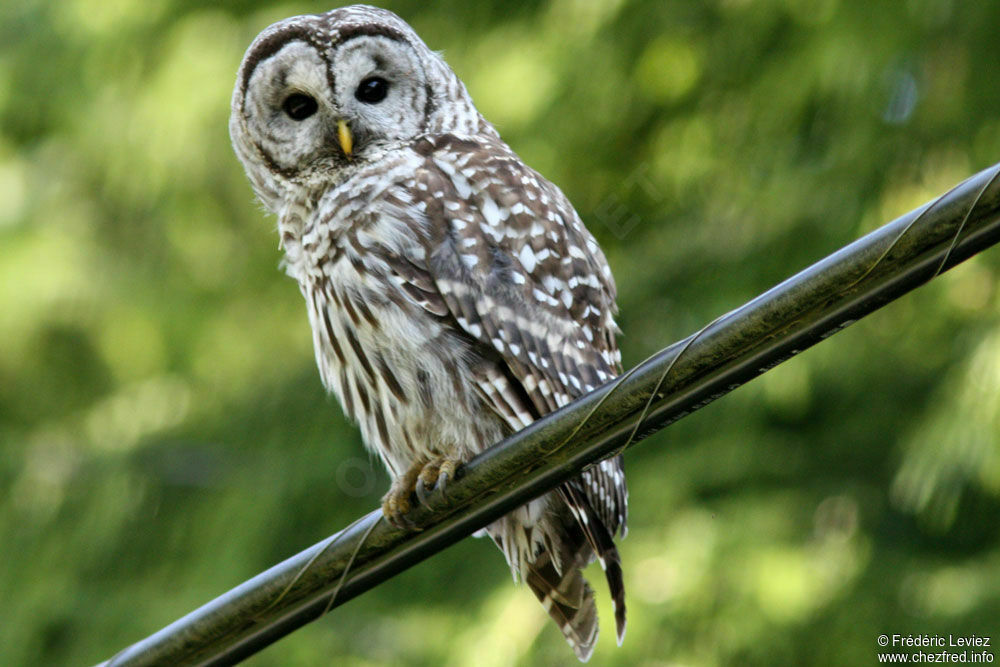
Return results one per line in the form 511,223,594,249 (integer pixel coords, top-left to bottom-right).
559,484,627,646
488,483,627,661
525,550,599,662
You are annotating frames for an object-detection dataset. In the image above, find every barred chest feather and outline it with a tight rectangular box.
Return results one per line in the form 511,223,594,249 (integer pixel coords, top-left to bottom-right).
278,152,507,479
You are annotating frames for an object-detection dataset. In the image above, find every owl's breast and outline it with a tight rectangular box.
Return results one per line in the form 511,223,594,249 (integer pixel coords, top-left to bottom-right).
296,220,504,478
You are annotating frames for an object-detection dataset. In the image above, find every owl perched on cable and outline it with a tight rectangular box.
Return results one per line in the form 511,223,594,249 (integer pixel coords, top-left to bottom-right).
230,5,627,660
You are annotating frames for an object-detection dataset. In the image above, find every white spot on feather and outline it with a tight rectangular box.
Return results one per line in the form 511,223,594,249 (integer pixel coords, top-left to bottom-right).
480,222,503,242
518,245,537,273
481,194,501,227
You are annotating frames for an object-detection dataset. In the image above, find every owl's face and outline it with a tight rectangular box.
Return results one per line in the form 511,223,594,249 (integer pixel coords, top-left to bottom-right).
230,5,483,213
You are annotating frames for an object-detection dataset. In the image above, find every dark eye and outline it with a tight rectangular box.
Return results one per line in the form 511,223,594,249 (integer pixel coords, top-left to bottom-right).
282,93,317,120
355,77,389,104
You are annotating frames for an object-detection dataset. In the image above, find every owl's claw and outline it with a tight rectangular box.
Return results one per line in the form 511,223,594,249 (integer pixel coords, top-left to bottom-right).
415,456,460,508
382,456,462,530
382,499,418,530
414,478,431,508
381,463,423,530
383,456,463,527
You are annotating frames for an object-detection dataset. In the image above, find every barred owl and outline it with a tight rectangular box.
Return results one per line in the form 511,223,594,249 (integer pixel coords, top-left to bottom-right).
230,5,627,660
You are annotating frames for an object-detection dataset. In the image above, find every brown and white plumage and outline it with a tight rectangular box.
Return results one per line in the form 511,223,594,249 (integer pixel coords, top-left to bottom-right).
230,5,627,660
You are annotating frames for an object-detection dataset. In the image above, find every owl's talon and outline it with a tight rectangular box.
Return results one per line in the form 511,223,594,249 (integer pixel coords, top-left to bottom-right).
435,471,450,498
381,493,419,530
392,511,418,531
388,455,464,516
418,455,461,505
381,460,425,529
435,458,459,499
415,477,432,508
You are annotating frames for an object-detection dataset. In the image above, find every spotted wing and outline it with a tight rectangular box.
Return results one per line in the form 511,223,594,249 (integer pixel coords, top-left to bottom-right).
378,134,628,528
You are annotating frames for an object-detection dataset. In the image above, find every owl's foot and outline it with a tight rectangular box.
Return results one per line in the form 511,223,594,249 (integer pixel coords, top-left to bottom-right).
380,455,462,529
414,455,460,508
381,462,423,530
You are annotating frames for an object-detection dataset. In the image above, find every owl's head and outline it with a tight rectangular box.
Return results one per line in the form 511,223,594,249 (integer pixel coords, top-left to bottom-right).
230,5,487,212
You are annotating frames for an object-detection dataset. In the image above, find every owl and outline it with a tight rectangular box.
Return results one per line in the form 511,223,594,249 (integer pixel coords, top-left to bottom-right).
230,5,627,661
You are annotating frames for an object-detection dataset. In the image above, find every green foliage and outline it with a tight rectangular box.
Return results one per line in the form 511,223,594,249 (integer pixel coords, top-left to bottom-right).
3,0,999,664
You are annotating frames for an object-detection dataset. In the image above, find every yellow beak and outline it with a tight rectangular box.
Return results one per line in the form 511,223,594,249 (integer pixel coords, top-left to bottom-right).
337,119,353,158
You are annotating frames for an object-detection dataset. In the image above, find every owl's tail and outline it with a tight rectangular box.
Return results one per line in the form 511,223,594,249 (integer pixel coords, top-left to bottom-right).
514,486,625,662
524,547,599,661
489,488,625,662
558,483,627,649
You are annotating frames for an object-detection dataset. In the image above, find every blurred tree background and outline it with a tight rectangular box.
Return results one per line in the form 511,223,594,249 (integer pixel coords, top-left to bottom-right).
2,0,999,664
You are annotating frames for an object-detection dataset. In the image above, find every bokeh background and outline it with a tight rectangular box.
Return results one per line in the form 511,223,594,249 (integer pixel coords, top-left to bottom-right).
3,0,1000,664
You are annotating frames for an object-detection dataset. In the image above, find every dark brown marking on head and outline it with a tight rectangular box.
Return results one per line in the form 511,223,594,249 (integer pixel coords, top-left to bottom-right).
238,26,324,98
